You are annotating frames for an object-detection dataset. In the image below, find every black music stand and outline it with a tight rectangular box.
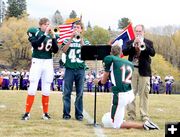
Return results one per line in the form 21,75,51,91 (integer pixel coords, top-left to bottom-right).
81,45,111,127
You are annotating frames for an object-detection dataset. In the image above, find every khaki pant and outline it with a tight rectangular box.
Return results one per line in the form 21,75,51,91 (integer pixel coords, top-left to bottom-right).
127,68,150,121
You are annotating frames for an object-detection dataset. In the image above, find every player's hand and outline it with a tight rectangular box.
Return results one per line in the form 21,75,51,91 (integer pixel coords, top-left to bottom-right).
45,26,51,34
70,31,76,39
49,29,56,38
94,79,100,86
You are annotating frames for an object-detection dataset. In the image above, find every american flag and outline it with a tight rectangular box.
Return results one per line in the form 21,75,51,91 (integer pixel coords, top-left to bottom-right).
56,23,74,45
112,23,135,57
56,18,82,45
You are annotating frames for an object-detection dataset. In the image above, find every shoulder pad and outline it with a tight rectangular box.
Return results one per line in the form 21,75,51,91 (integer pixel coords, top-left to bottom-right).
27,27,39,37
83,38,90,45
63,39,70,45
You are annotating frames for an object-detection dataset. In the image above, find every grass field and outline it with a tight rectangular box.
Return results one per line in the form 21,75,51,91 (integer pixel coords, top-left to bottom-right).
0,90,179,137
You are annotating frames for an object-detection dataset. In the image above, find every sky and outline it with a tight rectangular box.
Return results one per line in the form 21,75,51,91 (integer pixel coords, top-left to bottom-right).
4,0,180,30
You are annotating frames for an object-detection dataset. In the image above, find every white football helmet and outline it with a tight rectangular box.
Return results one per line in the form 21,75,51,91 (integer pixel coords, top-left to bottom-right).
101,112,113,128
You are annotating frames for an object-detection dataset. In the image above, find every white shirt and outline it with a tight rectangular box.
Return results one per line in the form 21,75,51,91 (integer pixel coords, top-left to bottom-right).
165,75,174,84
86,74,94,82
1,70,10,79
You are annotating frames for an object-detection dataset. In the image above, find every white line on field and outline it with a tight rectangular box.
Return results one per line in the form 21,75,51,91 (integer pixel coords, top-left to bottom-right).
0,104,6,108
156,108,164,112
71,95,106,137
83,110,107,137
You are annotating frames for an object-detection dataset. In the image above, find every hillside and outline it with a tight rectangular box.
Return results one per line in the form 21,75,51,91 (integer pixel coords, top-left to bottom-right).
151,54,180,81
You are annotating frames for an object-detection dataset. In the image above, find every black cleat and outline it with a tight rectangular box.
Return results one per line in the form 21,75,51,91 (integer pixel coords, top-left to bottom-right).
21,112,30,120
42,113,51,120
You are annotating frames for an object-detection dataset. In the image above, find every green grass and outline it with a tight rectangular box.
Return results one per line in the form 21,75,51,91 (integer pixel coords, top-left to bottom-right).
0,90,180,137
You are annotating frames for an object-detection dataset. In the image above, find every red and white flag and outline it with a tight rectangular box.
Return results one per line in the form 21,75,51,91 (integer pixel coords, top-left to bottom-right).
56,23,74,45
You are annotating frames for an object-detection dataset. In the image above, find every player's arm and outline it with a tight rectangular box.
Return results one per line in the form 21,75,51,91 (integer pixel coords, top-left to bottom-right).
171,77,175,83
29,35,46,49
61,32,75,53
94,56,112,86
94,71,109,86
101,72,110,84
27,28,46,49
51,38,59,53
49,30,59,53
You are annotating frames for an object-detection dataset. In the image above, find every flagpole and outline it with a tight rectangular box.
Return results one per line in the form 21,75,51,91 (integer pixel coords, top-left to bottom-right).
93,57,98,126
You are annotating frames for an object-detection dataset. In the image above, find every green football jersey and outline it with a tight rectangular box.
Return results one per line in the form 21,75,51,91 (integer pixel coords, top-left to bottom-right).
103,55,134,93
62,38,90,69
27,27,58,59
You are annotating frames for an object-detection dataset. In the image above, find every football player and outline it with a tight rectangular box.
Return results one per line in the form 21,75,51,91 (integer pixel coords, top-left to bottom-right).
11,68,20,90
85,72,95,92
94,45,159,130
61,21,90,121
165,74,174,94
1,68,11,90
21,17,59,120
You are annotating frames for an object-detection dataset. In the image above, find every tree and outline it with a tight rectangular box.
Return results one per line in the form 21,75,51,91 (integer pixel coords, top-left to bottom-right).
118,17,130,29
108,26,111,31
172,30,180,68
51,10,63,26
69,10,77,18
84,26,110,44
6,0,27,18
87,21,92,29
0,16,37,68
0,0,6,23
146,32,180,69
172,30,180,46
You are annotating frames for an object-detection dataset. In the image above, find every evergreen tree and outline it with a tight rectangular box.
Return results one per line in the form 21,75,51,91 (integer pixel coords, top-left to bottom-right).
6,0,27,18
52,10,63,26
69,10,77,18
87,21,92,29
118,17,130,29
108,26,111,31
